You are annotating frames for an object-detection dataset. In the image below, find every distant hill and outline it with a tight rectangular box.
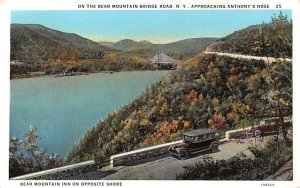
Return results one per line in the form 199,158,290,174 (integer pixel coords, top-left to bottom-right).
158,38,218,60
11,24,115,64
109,39,154,51
101,38,218,60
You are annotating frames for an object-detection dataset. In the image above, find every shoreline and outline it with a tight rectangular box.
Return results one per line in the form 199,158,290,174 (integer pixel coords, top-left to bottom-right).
10,69,174,80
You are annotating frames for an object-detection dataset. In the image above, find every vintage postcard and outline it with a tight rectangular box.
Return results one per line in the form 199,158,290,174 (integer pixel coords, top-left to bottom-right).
0,0,299,187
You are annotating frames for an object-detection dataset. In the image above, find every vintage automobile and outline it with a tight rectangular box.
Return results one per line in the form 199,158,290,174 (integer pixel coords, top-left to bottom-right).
168,128,220,160
246,118,283,138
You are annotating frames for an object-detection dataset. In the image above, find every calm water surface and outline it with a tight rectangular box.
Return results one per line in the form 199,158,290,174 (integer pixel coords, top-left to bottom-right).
10,71,169,157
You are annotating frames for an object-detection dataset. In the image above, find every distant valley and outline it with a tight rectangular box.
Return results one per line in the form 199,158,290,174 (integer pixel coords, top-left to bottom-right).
99,37,218,60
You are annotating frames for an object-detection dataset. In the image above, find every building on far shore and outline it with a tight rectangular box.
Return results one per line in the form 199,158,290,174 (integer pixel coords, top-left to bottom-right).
148,51,178,69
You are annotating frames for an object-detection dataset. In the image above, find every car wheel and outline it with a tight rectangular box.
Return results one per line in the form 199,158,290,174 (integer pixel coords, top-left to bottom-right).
211,143,219,153
254,130,261,138
178,150,189,160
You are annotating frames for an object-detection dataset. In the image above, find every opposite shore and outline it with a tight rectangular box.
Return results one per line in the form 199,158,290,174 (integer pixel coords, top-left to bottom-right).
10,69,174,80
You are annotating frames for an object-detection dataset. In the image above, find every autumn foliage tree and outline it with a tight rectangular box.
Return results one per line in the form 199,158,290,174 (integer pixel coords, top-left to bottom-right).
249,12,292,147
208,113,225,131
9,127,62,177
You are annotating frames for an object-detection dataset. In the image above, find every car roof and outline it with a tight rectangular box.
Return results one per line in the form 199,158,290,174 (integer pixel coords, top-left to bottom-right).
182,128,215,137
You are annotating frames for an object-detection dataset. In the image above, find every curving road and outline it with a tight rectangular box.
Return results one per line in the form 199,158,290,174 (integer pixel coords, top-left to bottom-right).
100,139,255,180
204,51,292,64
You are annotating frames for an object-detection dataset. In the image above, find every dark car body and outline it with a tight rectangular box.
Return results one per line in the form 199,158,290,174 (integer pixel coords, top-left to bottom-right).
168,128,219,160
246,118,282,138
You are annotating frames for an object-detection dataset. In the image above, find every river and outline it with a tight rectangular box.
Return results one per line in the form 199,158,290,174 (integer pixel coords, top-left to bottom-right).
10,71,169,157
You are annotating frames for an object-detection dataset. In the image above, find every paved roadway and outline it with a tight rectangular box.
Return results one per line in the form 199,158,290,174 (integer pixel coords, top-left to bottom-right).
64,137,273,180
204,51,292,64
101,140,255,180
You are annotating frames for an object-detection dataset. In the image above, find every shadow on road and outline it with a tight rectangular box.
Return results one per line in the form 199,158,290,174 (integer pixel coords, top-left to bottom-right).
187,149,221,159
128,153,171,167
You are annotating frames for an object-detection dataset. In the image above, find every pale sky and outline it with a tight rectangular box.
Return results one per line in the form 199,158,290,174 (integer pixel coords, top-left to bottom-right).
11,10,292,43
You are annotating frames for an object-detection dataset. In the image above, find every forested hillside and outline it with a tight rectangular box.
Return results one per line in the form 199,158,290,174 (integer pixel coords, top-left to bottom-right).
11,24,112,64
65,14,292,164
207,12,292,58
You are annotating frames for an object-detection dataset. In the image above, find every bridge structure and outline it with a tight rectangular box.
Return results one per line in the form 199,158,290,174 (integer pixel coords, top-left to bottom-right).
149,51,178,68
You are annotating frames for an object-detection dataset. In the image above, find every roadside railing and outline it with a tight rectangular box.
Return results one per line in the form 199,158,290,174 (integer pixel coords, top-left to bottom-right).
110,140,183,167
110,128,250,168
10,128,251,180
10,160,95,180
225,128,249,139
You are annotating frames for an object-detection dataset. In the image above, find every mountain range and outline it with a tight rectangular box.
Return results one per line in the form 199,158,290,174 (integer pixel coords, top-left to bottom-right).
11,24,218,64
99,38,218,60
